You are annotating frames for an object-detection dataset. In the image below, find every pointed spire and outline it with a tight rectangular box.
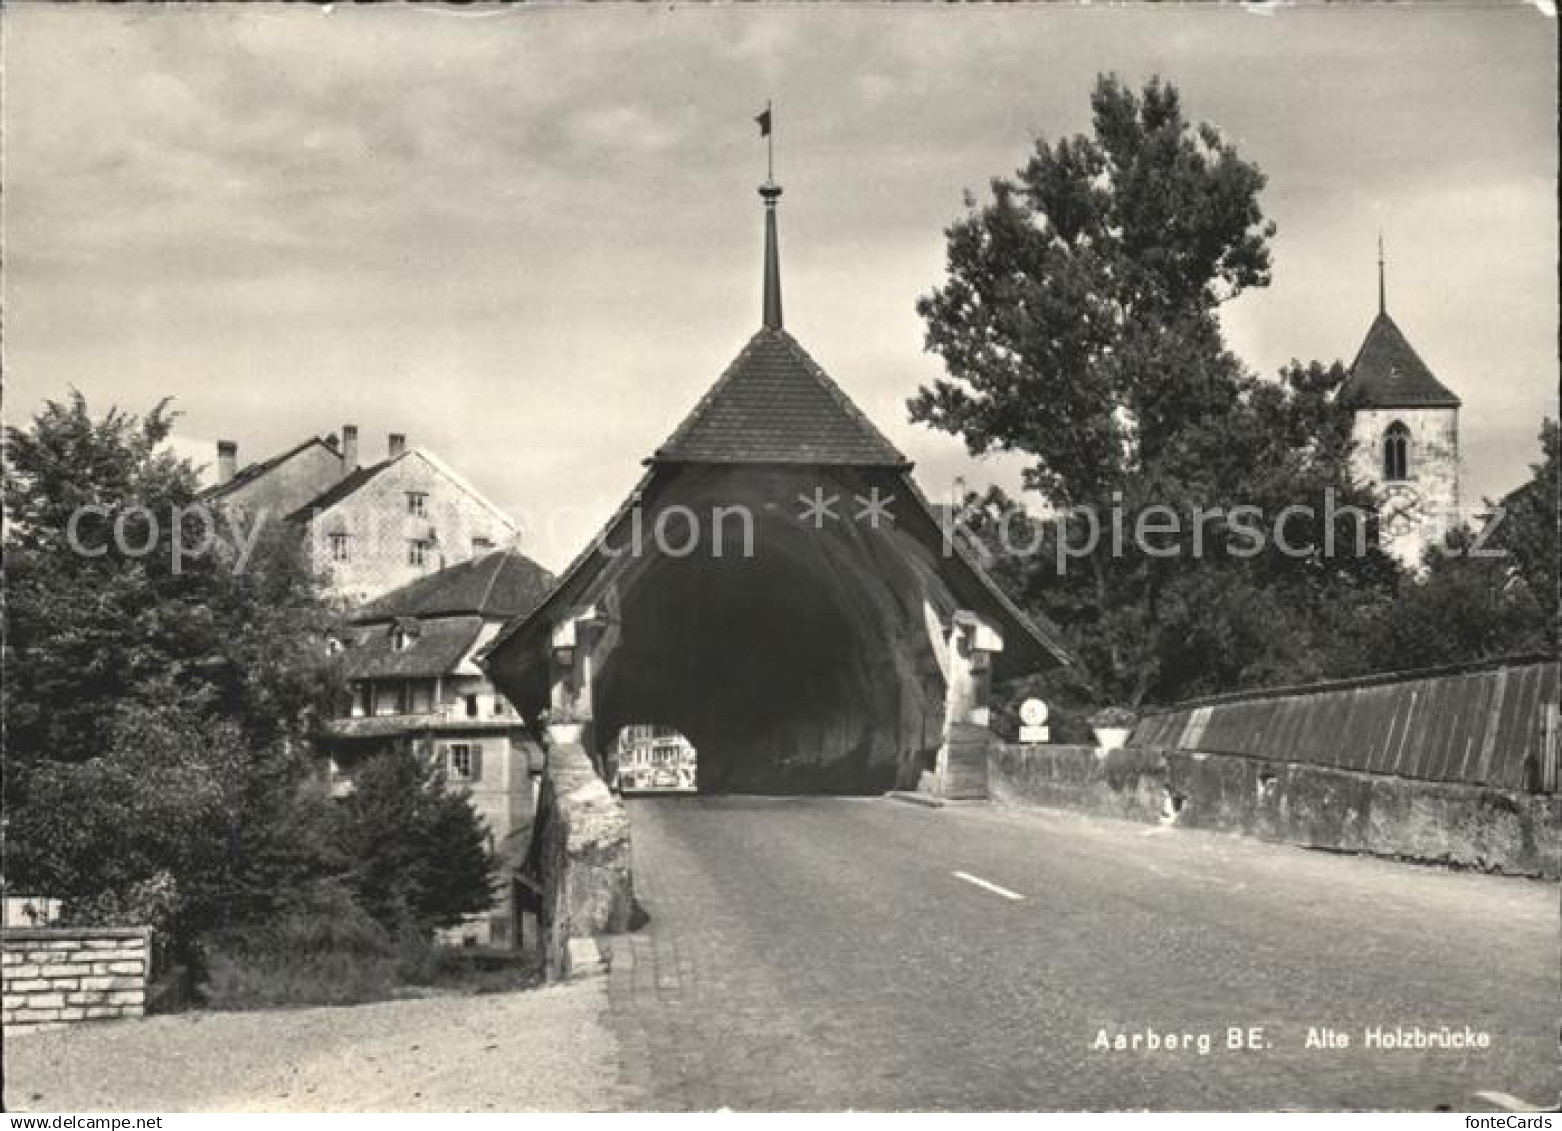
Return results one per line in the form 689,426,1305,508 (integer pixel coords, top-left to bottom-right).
756,101,782,331
760,181,783,330
1377,232,1386,315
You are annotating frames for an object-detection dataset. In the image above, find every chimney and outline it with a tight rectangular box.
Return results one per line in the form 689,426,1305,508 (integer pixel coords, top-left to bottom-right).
388,432,407,459
217,440,238,485
342,424,359,473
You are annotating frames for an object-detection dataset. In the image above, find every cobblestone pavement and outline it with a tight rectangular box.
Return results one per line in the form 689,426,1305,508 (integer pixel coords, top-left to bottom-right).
604,796,1559,1111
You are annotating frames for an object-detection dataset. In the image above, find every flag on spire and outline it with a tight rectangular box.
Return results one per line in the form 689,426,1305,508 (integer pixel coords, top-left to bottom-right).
756,101,775,184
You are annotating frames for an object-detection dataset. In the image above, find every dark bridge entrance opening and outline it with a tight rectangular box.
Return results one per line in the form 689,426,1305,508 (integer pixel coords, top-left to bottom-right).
485,462,1065,798
593,525,911,794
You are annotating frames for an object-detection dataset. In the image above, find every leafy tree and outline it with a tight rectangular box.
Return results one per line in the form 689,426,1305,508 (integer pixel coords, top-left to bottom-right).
332,750,496,935
2,393,342,954
916,76,1398,706
4,393,499,975
3,392,341,763
913,75,1273,510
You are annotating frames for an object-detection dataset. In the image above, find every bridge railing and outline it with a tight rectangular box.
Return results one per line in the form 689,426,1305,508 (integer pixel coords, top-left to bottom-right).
1133,657,1559,794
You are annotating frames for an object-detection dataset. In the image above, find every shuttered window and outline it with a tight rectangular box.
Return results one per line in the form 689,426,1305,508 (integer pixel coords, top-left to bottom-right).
447,742,484,782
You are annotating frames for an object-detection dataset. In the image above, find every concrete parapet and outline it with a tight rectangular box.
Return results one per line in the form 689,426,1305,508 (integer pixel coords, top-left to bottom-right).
990,743,1559,878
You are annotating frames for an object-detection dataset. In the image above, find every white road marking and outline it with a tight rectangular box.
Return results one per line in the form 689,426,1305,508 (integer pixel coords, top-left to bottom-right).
1475,1091,1544,1112
952,871,1025,901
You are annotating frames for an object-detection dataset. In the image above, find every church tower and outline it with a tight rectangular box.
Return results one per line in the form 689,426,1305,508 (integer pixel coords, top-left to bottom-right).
1338,240,1462,569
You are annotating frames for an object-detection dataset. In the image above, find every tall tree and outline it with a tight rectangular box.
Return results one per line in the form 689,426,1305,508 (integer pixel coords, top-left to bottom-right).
914,76,1396,706
332,750,496,935
2,393,342,947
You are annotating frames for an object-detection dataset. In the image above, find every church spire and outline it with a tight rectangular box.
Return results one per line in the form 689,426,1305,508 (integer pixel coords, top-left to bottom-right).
760,181,783,330
1377,232,1386,315
756,101,782,330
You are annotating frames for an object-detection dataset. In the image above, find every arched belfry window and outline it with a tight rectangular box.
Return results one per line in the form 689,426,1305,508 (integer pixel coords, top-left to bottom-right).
1383,422,1410,481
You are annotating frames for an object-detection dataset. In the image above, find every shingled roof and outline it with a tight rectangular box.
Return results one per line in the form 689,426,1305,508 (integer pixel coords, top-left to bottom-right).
1339,311,1461,410
339,615,485,680
353,549,554,624
651,328,909,467
285,457,398,522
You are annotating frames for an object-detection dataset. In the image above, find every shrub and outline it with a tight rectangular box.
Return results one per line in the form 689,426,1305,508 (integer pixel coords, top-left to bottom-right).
200,881,399,1009
202,939,402,1010
197,881,539,1008
332,750,496,936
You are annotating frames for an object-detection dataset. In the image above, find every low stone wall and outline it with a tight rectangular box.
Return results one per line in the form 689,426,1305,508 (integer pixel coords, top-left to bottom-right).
526,742,633,981
990,743,1561,878
2,926,152,1027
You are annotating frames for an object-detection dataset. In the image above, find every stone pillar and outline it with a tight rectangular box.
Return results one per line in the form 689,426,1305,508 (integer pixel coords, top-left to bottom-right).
945,611,1001,727
933,610,1003,799
545,592,622,765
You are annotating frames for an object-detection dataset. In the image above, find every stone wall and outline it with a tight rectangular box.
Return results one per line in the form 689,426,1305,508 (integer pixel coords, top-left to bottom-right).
525,742,633,980
990,743,1560,878
2,926,151,1027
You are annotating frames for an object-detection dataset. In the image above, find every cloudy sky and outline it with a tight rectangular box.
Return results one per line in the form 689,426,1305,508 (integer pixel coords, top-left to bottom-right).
5,3,1555,570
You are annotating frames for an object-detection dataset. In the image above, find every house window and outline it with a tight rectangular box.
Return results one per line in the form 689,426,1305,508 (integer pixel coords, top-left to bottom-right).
392,628,413,651
447,742,482,781
492,695,507,717
325,635,343,655
408,539,430,566
351,683,369,718
1383,422,1410,482
374,682,407,716
407,491,427,517
408,681,433,714
465,694,479,719
328,533,352,563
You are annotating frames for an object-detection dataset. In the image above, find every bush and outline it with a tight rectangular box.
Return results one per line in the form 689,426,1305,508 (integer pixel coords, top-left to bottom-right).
200,882,398,1009
332,750,496,936
203,939,402,1010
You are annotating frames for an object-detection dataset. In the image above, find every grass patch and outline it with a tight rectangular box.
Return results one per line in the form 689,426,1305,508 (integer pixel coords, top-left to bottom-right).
203,942,405,1009
199,883,541,1010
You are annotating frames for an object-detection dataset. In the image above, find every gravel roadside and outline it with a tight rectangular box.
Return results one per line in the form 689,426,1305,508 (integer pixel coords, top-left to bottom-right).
4,979,626,1113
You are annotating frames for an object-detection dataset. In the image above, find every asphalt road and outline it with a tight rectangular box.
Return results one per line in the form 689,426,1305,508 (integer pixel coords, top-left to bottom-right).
606,796,1559,1112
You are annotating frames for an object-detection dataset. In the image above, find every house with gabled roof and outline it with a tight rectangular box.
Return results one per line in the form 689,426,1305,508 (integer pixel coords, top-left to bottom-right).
323,547,553,946
202,424,520,605
1339,246,1463,569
